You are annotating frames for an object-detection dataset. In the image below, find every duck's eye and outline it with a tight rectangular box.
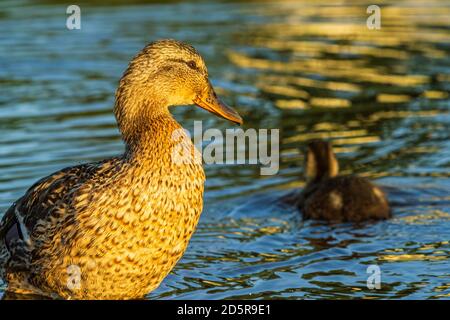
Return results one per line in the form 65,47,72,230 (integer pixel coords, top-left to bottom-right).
187,60,197,70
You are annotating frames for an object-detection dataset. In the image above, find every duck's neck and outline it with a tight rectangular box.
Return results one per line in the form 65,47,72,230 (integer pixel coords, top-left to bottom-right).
114,96,182,158
126,114,184,158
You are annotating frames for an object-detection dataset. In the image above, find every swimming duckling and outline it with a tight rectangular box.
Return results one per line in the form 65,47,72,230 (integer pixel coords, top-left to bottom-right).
0,39,242,299
297,140,390,222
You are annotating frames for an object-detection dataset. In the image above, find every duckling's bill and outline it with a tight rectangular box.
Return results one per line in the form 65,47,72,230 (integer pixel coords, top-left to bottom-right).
194,83,243,125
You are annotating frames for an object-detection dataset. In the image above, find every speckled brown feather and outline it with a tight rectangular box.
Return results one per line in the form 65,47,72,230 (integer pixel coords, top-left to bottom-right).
0,40,212,299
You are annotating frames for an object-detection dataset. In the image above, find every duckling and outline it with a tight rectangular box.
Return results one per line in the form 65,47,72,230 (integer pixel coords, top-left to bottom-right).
0,39,242,299
297,140,390,222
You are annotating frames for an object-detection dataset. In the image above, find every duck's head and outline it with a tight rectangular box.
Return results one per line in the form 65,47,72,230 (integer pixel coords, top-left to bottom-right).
114,39,242,142
305,139,339,182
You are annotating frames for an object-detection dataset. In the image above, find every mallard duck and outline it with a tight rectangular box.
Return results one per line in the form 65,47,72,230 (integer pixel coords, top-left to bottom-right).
0,39,242,299
297,140,390,222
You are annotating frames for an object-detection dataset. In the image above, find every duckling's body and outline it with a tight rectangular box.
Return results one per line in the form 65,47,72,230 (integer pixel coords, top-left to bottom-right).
0,40,242,299
298,140,390,222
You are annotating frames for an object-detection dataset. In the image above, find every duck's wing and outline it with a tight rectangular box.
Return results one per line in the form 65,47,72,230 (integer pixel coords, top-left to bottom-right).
0,163,99,247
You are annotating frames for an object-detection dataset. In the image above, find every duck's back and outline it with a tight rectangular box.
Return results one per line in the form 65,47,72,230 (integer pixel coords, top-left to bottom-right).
299,175,390,222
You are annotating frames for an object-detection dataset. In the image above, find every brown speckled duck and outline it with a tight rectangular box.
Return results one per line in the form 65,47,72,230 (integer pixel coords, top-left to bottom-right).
297,140,391,222
0,39,242,299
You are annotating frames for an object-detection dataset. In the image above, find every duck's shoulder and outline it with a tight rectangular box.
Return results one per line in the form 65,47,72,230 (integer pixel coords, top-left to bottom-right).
0,158,121,239
320,175,375,190
301,174,390,221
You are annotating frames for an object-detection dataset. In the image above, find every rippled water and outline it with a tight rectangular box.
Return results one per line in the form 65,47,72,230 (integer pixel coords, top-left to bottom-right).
0,0,449,299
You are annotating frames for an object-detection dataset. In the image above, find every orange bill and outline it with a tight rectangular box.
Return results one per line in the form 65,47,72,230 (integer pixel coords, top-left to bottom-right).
194,82,243,125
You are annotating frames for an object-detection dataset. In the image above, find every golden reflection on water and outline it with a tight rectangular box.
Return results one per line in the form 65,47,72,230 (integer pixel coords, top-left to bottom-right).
380,254,447,262
423,91,448,99
310,97,351,108
377,94,412,103
261,75,362,92
229,50,430,87
284,129,371,143
367,110,441,121
226,0,449,185
223,0,450,196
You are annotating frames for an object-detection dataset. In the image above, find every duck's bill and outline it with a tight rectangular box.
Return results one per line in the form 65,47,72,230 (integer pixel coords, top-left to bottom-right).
194,85,243,125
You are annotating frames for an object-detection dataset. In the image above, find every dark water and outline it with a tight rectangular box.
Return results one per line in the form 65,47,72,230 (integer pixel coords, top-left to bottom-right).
0,0,449,299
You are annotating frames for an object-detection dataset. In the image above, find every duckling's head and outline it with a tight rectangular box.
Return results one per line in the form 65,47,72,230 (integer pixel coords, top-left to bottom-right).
305,139,339,182
114,39,242,143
